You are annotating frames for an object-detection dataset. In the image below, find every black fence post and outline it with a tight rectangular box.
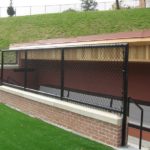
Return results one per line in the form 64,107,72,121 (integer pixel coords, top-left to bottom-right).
128,98,144,149
24,51,28,90
121,44,129,146
139,109,143,149
1,51,4,85
127,97,130,117
60,49,64,99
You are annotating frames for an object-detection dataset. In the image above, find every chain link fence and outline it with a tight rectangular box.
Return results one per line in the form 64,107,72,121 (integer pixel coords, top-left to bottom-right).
1,44,128,113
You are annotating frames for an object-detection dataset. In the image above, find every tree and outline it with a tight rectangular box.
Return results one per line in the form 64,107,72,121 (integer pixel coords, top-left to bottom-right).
113,0,123,10
112,0,129,10
81,0,98,11
7,0,16,17
116,0,120,9
7,6,16,16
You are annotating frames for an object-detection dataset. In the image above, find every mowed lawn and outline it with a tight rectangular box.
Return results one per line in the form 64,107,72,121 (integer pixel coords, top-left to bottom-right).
0,104,113,150
0,8,150,48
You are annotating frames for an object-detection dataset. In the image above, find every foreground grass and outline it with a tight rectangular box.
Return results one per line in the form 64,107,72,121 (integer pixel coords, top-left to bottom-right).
0,8,150,48
0,104,113,150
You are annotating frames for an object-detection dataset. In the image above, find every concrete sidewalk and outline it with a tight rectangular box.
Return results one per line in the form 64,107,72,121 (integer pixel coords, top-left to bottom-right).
117,136,150,150
128,136,150,150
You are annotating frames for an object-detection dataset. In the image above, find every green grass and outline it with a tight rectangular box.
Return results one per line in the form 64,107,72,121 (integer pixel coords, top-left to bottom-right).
0,8,150,49
0,104,113,150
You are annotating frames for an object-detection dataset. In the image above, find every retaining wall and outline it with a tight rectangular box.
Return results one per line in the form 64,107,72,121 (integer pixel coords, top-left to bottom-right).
0,86,122,147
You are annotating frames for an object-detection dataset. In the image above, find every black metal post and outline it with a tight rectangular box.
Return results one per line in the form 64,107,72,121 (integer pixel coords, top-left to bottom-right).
127,97,130,117
110,98,113,108
60,49,64,99
121,44,129,146
129,98,143,149
24,51,28,90
1,51,4,85
139,109,143,149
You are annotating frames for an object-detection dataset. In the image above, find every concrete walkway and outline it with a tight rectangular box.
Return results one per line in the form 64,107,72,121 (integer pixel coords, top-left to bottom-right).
117,136,150,150
128,136,150,150
117,145,139,150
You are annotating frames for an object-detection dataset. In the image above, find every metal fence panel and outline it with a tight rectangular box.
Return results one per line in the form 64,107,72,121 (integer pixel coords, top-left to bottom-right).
3,51,25,88
26,49,61,97
1,44,128,114
63,46,125,112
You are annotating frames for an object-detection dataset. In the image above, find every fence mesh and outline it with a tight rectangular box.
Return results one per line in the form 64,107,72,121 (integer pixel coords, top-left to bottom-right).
63,47,124,112
26,49,61,96
1,45,127,113
3,51,25,87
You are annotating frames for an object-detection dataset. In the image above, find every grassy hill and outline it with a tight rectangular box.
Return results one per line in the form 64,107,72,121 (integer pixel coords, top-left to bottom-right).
0,8,150,49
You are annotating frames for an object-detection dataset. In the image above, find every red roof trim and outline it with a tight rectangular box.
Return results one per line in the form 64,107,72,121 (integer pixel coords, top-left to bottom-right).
11,29,150,48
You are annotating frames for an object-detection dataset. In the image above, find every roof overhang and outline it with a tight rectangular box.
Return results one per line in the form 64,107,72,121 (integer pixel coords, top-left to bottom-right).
9,30,150,50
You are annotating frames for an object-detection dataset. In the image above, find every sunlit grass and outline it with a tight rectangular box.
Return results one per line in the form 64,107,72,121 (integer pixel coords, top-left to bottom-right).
0,8,150,48
0,104,113,150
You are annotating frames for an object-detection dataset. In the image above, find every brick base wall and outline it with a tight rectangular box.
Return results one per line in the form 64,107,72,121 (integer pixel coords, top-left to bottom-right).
0,90,122,147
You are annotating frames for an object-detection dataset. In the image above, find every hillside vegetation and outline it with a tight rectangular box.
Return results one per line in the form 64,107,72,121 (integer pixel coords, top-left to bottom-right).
0,8,150,49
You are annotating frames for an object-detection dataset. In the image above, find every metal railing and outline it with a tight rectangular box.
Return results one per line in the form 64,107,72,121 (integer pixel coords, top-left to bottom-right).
128,97,144,150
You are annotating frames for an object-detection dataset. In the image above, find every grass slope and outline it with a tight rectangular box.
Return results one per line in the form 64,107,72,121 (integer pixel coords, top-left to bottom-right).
0,8,150,48
0,104,113,150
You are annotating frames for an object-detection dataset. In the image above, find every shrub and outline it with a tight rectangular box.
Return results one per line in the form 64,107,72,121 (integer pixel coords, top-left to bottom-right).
63,8,77,13
7,6,16,17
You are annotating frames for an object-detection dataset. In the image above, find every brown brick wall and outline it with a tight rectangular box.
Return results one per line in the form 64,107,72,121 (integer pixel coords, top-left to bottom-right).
0,90,122,147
